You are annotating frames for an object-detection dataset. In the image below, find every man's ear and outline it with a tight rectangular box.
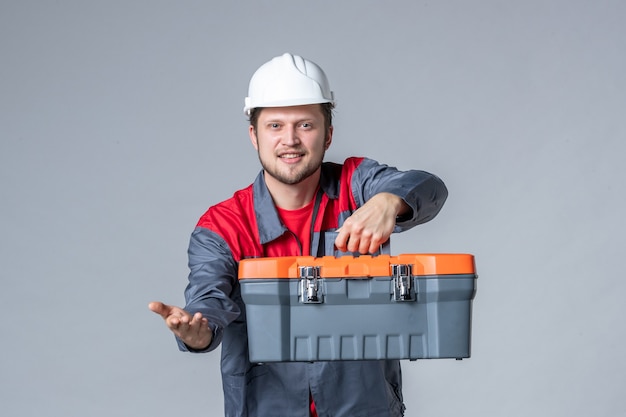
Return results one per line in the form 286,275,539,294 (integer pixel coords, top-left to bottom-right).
324,126,334,150
249,125,259,150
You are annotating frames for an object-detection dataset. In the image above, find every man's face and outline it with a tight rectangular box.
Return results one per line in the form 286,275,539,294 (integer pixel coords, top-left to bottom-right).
249,104,333,186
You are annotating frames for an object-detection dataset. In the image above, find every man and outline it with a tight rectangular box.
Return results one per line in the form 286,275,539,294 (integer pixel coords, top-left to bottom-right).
149,53,448,416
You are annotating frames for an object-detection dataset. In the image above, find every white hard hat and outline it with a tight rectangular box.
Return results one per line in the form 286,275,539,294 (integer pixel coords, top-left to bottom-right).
243,53,335,116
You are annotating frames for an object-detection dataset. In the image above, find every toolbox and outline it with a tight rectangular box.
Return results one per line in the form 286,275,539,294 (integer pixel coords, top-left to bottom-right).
238,254,477,363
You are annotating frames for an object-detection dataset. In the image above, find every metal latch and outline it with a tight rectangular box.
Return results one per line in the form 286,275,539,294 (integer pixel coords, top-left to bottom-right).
299,266,323,304
391,264,415,302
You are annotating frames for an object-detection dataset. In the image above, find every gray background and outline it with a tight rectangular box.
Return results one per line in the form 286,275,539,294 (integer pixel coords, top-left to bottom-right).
1,1,624,416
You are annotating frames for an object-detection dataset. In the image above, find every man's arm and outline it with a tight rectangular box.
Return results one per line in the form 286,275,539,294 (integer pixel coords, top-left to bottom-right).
149,227,241,353
335,158,448,254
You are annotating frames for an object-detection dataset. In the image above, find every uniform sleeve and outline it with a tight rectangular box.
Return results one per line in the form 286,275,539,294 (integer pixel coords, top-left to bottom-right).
350,157,448,232
176,226,242,353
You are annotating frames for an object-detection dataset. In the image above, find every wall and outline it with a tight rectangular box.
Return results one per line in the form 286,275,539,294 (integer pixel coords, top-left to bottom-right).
1,1,624,416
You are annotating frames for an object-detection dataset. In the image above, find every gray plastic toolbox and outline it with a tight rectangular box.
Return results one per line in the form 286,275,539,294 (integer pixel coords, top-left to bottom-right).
238,254,477,362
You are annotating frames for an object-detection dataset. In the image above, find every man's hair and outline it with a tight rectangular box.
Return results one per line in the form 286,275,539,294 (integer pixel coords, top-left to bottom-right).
248,103,335,134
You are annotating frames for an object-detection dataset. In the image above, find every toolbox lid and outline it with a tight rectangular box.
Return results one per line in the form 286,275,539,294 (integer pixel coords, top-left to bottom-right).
238,254,475,279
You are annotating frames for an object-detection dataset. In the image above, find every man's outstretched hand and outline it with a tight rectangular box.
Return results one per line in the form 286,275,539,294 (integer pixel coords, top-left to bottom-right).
148,301,212,350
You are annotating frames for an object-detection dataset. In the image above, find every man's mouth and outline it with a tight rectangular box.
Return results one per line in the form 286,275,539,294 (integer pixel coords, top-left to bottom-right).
279,153,304,160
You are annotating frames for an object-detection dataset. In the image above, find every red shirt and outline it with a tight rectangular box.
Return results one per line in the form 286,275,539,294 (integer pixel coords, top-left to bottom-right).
276,200,318,416
275,198,315,256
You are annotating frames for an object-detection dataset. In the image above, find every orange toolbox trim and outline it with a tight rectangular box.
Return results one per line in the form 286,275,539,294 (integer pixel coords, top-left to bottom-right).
238,254,475,279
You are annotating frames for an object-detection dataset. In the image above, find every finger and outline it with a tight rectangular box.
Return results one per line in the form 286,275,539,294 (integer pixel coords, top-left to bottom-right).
334,227,349,251
346,235,360,253
148,301,171,318
198,315,209,329
178,314,207,341
166,314,181,329
192,313,210,330
368,238,384,254
190,314,208,336
179,312,195,326
171,315,190,334
369,239,381,254
358,238,371,254
180,313,198,331
148,301,163,313
191,312,205,325
360,235,379,254
165,309,191,329
367,232,387,254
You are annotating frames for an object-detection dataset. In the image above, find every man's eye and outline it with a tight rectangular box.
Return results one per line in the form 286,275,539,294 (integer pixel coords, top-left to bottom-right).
301,123,311,128
270,123,280,128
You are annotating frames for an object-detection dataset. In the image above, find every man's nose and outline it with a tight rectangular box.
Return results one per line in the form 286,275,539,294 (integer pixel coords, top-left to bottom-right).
281,126,300,146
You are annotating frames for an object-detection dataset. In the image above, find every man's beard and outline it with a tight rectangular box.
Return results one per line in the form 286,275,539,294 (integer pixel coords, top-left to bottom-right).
258,149,326,185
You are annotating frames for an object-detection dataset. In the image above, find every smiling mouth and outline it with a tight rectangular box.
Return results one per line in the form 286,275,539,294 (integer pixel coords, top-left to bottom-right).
279,153,305,159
